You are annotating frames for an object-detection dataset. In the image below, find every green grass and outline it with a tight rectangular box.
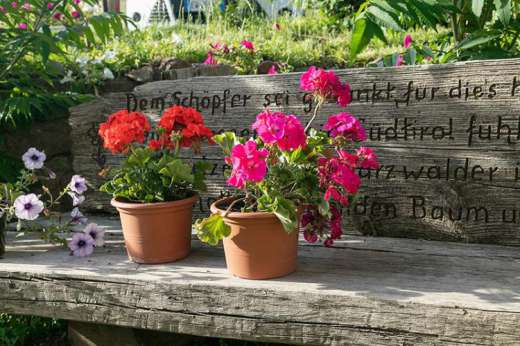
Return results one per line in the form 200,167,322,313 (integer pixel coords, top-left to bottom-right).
92,11,449,77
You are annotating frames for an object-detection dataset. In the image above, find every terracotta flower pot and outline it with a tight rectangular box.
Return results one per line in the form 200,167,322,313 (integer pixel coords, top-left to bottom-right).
211,199,299,280
111,194,198,264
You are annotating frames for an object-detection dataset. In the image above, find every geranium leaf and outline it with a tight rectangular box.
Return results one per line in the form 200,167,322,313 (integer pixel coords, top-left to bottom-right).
194,214,231,246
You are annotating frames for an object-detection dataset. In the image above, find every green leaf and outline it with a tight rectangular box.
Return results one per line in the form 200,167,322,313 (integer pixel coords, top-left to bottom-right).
457,34,499,50
194,214,231,246
272,198,298,233
367,5,402,31
472,0,485,17
350,16,386,61
494,0,512,26
213,132,239,156
159,159,194,184
193,160,212,192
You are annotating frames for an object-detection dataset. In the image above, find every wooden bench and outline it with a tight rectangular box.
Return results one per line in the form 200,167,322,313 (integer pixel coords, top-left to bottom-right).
1,216,519,345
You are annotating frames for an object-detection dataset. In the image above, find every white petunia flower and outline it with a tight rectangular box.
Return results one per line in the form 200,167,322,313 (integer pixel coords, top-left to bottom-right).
14,194,44,221
102,68,114,80
22,148,46,170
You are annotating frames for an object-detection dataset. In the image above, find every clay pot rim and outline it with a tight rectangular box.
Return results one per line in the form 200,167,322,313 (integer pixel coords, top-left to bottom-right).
210,197,277,220
111,193,198,210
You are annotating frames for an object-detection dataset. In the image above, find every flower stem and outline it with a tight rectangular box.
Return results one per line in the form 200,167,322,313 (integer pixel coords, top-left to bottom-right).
304,98,324,132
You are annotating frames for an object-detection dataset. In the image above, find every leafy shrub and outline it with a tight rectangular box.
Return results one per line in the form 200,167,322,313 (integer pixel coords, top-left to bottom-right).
0,0,130,126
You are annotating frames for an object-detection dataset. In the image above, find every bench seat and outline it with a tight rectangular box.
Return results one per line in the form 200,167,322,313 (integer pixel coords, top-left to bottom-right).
1,216,519,345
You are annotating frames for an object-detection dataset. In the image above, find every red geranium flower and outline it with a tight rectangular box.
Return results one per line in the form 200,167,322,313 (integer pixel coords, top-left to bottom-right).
98,110,151,154
150,106,213,152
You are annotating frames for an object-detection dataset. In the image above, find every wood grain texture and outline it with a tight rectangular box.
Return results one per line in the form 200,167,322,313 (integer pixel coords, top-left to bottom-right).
69,58,520,245
1,216,520,345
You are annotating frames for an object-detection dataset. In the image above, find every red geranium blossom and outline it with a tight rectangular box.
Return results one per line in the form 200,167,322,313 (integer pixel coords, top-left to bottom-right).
151,106,213,151
98,110,151,154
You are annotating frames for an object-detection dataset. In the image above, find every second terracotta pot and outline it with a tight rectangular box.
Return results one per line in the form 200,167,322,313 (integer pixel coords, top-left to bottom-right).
112,194,198,264
211,199,299,280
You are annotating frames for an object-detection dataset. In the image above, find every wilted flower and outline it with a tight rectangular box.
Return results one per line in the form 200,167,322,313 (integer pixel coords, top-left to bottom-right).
71,207,88,224
70,175,88,194
22,2,30,10
53,12,62,20
71,10,80,18
68,233,95,257
14,194,44,221
22,148,46,170
83,223,105,247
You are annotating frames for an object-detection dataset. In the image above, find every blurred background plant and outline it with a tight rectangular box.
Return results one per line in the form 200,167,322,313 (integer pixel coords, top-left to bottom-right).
0,0,130,127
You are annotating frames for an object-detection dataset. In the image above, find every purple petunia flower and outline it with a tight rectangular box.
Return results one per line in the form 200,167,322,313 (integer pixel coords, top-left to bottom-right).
68,233,95,257
14,194,44,221
83,223,105,247
69,175,87,194
70,207,88,224
68,192,85,207
22,148,46,170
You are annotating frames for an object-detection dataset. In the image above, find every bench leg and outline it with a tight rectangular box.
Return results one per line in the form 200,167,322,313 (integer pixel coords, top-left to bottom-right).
68,321,197,346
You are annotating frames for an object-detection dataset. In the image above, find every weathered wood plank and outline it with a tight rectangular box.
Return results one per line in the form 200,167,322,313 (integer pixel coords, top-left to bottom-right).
70,58,520,245
1,217,520,345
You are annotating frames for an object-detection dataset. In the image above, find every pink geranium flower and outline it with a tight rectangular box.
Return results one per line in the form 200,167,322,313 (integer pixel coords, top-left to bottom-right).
225,141,269,188
252,110,286,144
252,111,306,151
323,112,367,141
277,114,306,151
356,147,380,169
71,10,80,18
210,42,230,54
203,51,217,65
267,65,278,75
53,12,62,20
300,66,352,107
318,154,362,206
240,40,254,51
17,23,28,29
47,2,53,9
404,34,412,49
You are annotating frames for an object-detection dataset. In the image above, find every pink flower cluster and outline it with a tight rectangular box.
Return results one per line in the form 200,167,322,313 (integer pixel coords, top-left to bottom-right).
225,141,269,188
323,112,367,141
300,66,352,107
301,205,342,247
203,40,254,65
252,110,306,151
318,148,379,206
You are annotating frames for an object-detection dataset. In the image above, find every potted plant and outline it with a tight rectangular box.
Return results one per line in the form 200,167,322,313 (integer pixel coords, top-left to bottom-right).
0,148,100,258
98,106,213,264
195,66,379,280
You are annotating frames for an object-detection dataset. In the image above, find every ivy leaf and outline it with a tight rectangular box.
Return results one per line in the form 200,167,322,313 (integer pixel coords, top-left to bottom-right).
194,214,231,246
